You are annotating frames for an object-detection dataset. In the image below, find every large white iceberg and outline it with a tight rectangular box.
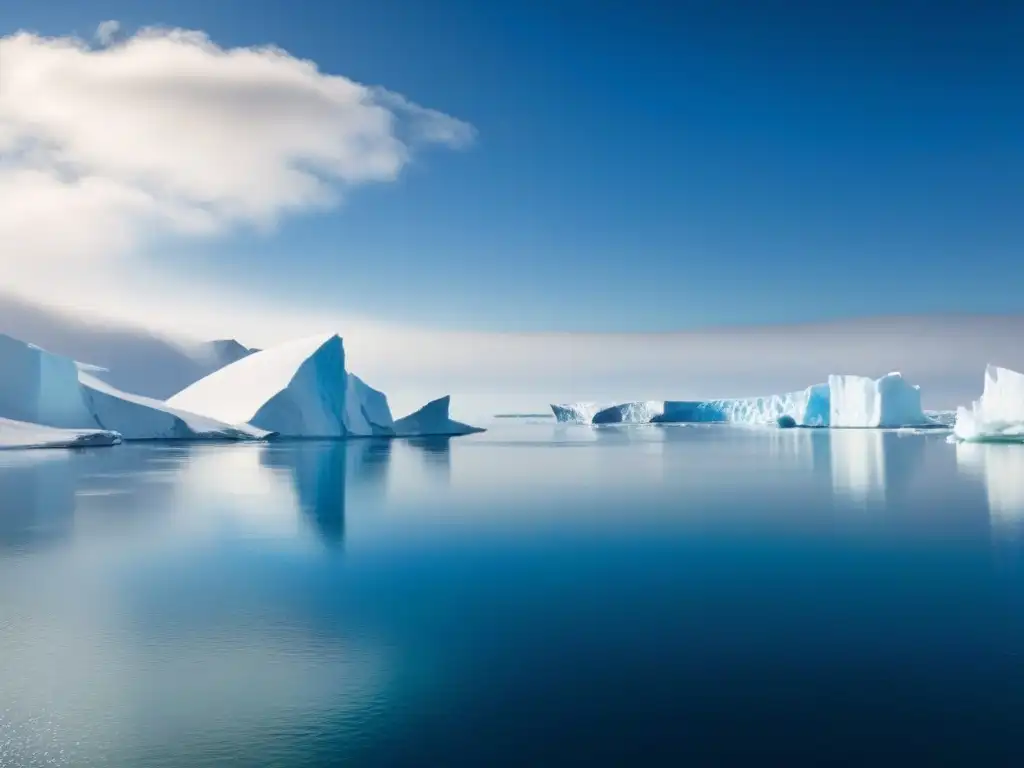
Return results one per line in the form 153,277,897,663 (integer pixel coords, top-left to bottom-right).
394,396,483,437
828,372,929,428
953,365,1024,443
0,417,121,450
552,373,931,428
168,334,400,438
0,333,263,441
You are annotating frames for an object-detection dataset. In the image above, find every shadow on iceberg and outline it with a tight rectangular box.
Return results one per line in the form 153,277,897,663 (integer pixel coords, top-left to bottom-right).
394,396,483,437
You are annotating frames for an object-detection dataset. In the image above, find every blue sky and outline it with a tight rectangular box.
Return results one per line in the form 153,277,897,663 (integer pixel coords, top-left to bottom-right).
3,0,1024,333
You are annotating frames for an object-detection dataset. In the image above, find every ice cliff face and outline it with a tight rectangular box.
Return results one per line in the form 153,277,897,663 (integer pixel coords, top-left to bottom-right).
393,396,483,437
0,334,95,429
828,372,927,428
552,374,930,428
953,365,1024,443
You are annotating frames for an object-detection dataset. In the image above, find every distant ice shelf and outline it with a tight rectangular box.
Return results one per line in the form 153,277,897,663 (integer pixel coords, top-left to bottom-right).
552,372,935,429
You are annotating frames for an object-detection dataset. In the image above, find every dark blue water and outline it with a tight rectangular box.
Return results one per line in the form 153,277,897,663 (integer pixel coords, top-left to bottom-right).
1,425,1022,766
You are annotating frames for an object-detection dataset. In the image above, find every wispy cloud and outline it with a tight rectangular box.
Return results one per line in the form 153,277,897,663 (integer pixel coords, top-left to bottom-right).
0,22,473,330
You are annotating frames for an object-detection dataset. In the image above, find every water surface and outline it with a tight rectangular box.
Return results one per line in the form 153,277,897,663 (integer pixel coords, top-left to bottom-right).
1,425,1022,766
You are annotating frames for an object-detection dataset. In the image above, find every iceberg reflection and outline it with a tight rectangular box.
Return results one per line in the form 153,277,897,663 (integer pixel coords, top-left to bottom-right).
260,439,394,548
956,443,1024,535
829,431,926,504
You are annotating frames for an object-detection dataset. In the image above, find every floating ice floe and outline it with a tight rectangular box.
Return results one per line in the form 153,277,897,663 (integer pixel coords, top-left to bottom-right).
0,416,121,450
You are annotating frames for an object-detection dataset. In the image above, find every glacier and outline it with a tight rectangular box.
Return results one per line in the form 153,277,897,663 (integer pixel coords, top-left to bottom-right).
394,396,484,437
0,417,121,450
0,333,266,441
953,365,1024,443
552,373,932,428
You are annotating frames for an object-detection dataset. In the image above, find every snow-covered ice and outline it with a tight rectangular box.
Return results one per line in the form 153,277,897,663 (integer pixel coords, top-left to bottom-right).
169,334,373,437
0,417,121,450
169,334,414,437
80,373,269,440
0,333,265,442
394,396,483,437
953,365,1024,443
551,374,931,428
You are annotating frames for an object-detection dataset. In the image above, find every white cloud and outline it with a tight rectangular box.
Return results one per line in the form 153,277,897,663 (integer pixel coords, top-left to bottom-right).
94,20,120,45
0,23,473,327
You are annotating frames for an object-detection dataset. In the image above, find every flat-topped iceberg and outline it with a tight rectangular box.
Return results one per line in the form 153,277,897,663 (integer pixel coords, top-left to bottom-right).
552,373,932,429
0,417,121,450
953,365,1024,443
394,396,483,437
0,333,265,441
828,372,928,428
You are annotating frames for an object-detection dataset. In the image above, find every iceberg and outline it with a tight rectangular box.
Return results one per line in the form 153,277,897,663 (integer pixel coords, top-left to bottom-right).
168,334,398,438
0,417,121,450
552,403,607,424
953,365,1024,443
79,373,269,440
0,333,264,441
394,396,483,437
553,385,830,426
704,383,832,426
551,374,931,428
0,334,95,428
828,372,929,428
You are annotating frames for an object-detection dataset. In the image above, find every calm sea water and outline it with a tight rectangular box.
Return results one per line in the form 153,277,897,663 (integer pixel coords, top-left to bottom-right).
1,424,1022,766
